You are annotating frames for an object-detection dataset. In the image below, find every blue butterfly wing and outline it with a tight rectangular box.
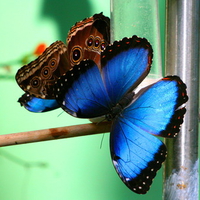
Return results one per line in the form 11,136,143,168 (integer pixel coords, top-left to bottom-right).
110,76,187,194
55,60,112,118
123,76,188,138
54,36,153,118
18,93,60,112
101,36,153,104
110,118,166,194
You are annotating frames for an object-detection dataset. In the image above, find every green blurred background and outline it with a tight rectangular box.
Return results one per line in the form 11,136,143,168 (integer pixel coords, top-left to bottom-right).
0,0,167,199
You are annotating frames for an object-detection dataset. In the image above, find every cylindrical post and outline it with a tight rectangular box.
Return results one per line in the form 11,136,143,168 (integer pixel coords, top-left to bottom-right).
0,122,112,147
164,0,199,199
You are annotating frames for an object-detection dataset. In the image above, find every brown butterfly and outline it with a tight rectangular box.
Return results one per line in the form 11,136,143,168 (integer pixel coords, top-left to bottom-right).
16,13,110,99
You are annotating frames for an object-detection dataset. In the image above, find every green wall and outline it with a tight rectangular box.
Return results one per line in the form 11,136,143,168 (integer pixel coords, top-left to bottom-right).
0,1,167,199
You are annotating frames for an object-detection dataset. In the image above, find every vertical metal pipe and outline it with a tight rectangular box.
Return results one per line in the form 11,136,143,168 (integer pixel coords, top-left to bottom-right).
164,0,199,199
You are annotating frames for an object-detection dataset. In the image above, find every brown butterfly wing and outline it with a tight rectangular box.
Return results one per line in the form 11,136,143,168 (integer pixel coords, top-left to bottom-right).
16,41,69,99
67,13,110,68
16,13,110,99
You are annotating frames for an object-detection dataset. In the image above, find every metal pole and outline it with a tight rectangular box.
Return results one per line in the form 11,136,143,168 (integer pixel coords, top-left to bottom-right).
164,0,199,199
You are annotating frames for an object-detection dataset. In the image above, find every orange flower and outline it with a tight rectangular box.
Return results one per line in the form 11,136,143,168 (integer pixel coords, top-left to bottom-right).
34,43,46,56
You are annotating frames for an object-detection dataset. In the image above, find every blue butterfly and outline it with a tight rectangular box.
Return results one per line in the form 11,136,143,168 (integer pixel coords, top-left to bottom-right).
54,35,188,194
18,93,59,112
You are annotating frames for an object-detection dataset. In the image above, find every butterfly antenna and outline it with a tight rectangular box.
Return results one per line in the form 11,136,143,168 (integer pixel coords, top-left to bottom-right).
57,111,64,117
100,133,105,149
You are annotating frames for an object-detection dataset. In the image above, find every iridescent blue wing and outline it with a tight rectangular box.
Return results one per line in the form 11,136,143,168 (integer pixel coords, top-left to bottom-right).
110,118,167,194
55,36,153,118
101,35,153,104
18,93,60,112
54,60,112,118
110,76,188,194
124,76,188,138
